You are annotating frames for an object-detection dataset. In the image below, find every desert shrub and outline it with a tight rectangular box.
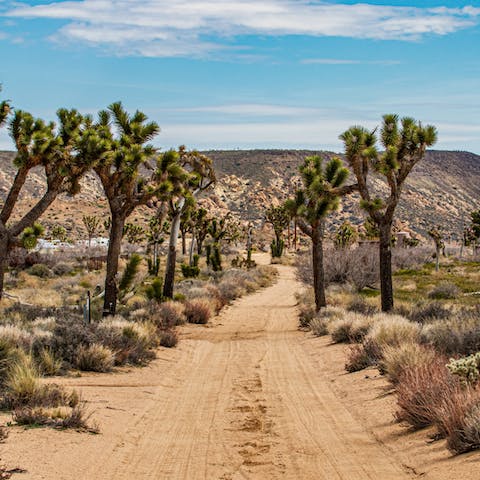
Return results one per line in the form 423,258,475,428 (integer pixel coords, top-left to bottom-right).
184,298,213,324
298,303,316,328
36,348,63,376
310,317,329,337
145,277,164,303
52,262,75,276
152,301,186,328
345,338,382,372
347,297,378,316
447,353,480,385
391,246,432,271
432,386,480,454
217,280,246,303
49,316,97,366
421,316,480,356
27,264,53,278
75,344,115,372
3,354,39,406
13,403,93,431
97,318,156,365
380,343,437,384
159,330,178,348
367,314,420,347
328,318,354,343
328,313,373,344
428,282,460,300
0,325,32,351
408,301,452,323
395,356,458,429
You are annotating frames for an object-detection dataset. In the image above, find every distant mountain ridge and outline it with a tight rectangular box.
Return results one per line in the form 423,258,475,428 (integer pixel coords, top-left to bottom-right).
0,149,478,240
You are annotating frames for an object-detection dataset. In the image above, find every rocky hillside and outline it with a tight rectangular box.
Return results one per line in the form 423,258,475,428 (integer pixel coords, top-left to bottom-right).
0,149,478,241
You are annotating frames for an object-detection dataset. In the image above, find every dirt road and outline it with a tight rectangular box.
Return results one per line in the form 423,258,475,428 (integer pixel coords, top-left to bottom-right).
2,264,416,479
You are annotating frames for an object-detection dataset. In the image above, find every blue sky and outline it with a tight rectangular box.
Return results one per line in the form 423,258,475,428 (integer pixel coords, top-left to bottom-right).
0,0,479,153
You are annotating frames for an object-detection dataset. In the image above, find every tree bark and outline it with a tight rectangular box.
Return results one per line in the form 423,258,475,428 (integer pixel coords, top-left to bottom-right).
379,222,394,312
181,231,187,255
0,166,29,224
312,221,326,311
0,232,9,300
163,205,183,299
103,210,126,316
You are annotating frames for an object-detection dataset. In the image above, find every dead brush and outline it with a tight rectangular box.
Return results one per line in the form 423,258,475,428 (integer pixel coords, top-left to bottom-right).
395,357,459,430
184,298,213,324
380,343,437,385
345,338,383,373
75,343,115,372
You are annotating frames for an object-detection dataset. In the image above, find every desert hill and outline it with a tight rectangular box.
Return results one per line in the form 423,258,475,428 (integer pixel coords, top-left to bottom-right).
0,149,478,241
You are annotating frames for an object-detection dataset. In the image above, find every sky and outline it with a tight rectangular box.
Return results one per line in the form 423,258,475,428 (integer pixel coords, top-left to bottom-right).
0,0,479,153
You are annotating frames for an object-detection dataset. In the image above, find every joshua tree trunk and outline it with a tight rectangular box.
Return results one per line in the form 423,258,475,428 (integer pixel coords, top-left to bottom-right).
311,220,326,311
0,231,9,300
379,222,394,312
189,233,196,265
103,210,126,316
163,200,184,299
181,231,187,255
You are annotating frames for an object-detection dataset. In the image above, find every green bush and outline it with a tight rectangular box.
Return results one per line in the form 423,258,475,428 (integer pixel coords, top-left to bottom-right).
27,264,53,278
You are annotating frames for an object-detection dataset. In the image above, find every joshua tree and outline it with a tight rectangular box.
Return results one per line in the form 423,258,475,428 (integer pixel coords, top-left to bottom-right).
192,207,210,255
286,155,356,311
50,225,68,242
334,221,358,249
0,108,93,299
163,146,215,299
470,210,480,253
123,223,145,245
179,205,194,256
78,102,173,315
428,226,444,272
82,215,101,248
265,205,289,258
146,214,168,276
340,114,437,311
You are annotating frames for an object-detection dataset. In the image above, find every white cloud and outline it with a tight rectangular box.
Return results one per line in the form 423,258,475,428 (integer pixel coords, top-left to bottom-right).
5,1,480,57
301,58,401,65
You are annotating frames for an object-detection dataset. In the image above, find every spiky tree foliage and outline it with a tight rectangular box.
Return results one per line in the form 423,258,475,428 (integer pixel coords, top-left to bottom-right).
146,214,169,276
123,223,145,245
286,155,355,311
118,253,142,300
340,114,437,311
334,221,358,249
428,226,444,272
179,205,194,256
78,102,172,315
50,225,68,242
21,223,45,250
265,205,289,258
470,210,480,253
0,107,92,298
0,88,10,129
82,215,101,248
163,146,216,299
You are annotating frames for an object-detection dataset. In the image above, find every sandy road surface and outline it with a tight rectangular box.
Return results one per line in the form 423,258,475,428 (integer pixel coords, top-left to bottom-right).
2,263,414,479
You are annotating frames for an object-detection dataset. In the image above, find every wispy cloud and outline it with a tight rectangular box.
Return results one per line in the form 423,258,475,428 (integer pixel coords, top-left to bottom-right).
301,58,401,65
5,1,480,58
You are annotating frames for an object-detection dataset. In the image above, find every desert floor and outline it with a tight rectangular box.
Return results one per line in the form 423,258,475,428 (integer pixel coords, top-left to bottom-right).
2,260,479,479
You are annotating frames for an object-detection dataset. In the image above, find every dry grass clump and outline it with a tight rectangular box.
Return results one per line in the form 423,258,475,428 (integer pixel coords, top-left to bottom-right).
152,301,186,328
367,314,420,347
395,356,455,429
97,317,157,365
310,317,329,337
75,344,115,372
347,296,378,316
407,301,452,324
0,325,32,351
36,348,63,376
345,338,383,373
380,343,437,384
159,329,178,348
420,315,480,356
184,298,213,325
328,312,374,344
